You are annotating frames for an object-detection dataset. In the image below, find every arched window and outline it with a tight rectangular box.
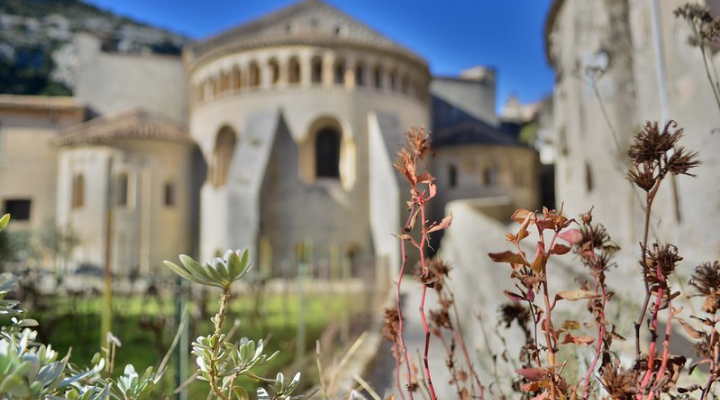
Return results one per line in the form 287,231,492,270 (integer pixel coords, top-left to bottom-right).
248,62,260,87
117,172,129,207
373,66,383,89
232,66,243,90
212,76,220,97
389,70,398,91
212,126,237,188
334,59,345,85
220,71,231,93
401,74,409,94
311,56,322,84
288,57,301,85
483,163,498,187
72,173,84,209
315,128,341,178
269,59,280,85
355,62,365,86
448,165,457,188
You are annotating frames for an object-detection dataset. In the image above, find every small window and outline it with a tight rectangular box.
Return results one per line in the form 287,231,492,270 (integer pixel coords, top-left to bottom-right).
269,59,280,85
483,165,498,187
389,70,397,91
448,165,458,188
72,174,84,209
212,126,237,188
117,173,129,207
315,128,341,178
220,71,231,93
164,182,175,207
311,57,323,84
3,199,31,221
355,63,365,86
248,62,261,87
211,76,220,97
232,66,243,90
334,60,345,85
288,57,301,85
373,66,383,89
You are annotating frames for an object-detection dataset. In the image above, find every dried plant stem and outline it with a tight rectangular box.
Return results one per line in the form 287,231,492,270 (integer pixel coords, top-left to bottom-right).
393,344,406,400
437,336,463,398
417,204,438,400
700,329,718,400
397,236,415,400
692,24,720,114
582,225,609,400
583,284,608,397
639,285,663,395
394,203,422,400
450,298,485,399
540,229,562,399
647,307,676,400
635,182,662,357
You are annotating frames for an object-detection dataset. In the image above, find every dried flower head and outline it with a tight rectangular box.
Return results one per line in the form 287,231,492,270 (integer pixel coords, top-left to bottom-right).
644,243,683,285
382,307,400,342
627,121,700,192
599,362,640,400
430,308,452,330
418,258,452,291
393,127,433,188
690,261,720,313
498,302,531,330
675,4,720,44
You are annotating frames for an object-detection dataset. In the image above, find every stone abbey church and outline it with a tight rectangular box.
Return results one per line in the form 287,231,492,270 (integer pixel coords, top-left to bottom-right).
0,0,539,277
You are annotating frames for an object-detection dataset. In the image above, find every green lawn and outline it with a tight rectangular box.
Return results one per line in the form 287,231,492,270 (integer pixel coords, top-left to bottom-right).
22,288,370,398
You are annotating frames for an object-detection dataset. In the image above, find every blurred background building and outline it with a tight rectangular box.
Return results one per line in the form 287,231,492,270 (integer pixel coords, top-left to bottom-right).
545,0,720,264
0,0,541,277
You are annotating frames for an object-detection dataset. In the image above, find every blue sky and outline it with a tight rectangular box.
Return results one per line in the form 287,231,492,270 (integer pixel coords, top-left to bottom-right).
84,0,555,111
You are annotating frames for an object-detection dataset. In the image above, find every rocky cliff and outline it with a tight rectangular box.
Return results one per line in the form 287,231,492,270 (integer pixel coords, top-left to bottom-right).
0,0,188,95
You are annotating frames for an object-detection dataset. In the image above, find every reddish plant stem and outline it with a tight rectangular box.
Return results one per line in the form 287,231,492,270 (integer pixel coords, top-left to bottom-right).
646,306,675,400
538,226,560,399
636,184,662,357
582,225,608,400
583,287,608,399
700,329,718,400
639,264,665,399
393,343,407,400
397,205,417,400
417,201,438,400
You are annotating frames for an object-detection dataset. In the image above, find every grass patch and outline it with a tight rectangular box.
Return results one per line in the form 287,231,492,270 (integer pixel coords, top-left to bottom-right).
21,289,369,398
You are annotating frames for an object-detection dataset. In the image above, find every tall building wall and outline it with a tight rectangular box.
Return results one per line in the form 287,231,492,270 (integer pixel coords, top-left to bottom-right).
547,0,720,261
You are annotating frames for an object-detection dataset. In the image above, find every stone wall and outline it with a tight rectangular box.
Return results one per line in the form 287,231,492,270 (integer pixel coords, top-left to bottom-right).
74,33,188,123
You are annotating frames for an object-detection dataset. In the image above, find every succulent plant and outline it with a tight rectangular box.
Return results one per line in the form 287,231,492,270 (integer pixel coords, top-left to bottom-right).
164,249,252,290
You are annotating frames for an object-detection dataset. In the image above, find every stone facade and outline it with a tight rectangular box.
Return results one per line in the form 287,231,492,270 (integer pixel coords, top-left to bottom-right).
546,0,720,264
0,96,84,233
